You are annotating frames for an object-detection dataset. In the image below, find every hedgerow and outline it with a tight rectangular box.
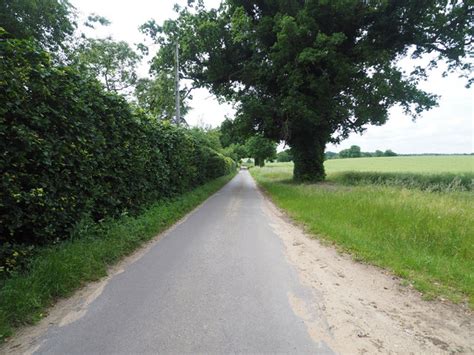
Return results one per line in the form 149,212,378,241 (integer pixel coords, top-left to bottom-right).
0,37,235,272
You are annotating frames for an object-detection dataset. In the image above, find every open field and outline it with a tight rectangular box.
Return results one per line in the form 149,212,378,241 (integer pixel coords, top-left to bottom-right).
325,155,474,174
251,157,474,307
272,155,474,175
271,156,474,191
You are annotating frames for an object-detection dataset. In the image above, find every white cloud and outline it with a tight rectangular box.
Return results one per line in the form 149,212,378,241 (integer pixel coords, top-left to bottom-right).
71,0,234,128
71,0,472,153
327,69,473,154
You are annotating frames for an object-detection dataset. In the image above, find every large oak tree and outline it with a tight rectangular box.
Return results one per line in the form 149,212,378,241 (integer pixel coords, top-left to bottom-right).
144,0,472,181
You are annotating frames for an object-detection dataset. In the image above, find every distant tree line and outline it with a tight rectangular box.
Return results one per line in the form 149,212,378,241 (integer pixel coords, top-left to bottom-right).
275,145,397,162
269,146,473,163
397,153,474,156
327,146,397,159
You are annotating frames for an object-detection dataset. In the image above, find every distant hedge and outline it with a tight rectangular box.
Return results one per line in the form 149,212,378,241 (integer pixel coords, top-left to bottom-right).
0,37,235,249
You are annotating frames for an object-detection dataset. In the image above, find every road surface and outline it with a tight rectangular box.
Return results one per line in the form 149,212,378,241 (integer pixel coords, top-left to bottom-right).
34,171,332,354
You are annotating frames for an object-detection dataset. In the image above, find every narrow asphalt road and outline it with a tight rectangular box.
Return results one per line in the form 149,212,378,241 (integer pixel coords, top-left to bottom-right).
35,171,332,354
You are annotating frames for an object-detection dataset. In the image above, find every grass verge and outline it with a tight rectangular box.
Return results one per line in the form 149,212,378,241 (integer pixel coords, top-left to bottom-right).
0,173,235,342
250,167,473,308
330,171,473,192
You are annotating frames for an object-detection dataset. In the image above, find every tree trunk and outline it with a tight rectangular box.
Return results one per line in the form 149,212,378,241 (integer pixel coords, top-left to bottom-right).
254,157,265,167
290,130,327,182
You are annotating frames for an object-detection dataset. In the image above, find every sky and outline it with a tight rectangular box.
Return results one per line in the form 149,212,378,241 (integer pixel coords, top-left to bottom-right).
71,0,473,154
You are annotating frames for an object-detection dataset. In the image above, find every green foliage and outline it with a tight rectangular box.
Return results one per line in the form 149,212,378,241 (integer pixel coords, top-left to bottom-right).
241,159,254,169
221,143,248,162
0,173,235,342
0,243,34,277
134,72,191,122
326,147,398,159
0,0,75,50
186,126,237,178
198,147,236,183
383,149,397,157
251,165,474,308
245,135,277,167
219,118,248,147
84,13,111,29
325,151,338,160
339,145,362,158
276,149,293,163
188,127,222,152
220,118,237,147
145,1,472,181
0,37,235,265
73,38,141,94
219,118,252,162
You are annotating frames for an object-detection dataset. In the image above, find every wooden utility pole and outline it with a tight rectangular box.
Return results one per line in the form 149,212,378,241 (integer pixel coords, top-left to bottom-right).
175,42,180,126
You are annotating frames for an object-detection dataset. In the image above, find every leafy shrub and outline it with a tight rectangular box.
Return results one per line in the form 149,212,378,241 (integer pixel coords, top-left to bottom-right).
0,243,35,279
195,146,236,183
0,37,235,269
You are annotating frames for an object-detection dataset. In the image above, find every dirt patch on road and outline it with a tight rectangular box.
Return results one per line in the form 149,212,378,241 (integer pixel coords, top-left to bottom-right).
262,194,473,354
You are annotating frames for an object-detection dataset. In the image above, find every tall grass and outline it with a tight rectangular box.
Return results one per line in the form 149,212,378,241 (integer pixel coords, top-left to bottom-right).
265,156,474,191
251,166,474,308
0,173,235,342
331,171,473,192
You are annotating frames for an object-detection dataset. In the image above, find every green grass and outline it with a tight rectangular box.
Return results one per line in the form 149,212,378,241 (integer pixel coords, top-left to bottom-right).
0,173,235,342
269,156,474,191
273,155,474,175
251,164,474,308
331,171,473,191
325,155,474,174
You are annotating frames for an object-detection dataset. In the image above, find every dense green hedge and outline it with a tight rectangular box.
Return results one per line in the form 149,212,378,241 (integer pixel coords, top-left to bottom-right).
0,37,235,256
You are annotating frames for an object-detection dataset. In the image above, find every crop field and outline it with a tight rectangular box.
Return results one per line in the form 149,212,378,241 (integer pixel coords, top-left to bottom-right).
325,155,474,174
251,156,474,307
266,156,474,191
271,155,474,175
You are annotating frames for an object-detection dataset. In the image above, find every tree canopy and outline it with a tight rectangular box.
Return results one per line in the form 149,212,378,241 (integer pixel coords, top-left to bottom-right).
0,0,76,50
339,145,362,159
144,0,472,181
73,38,141,94
135,72,190,122
245,134,277,167
276,149,293,163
